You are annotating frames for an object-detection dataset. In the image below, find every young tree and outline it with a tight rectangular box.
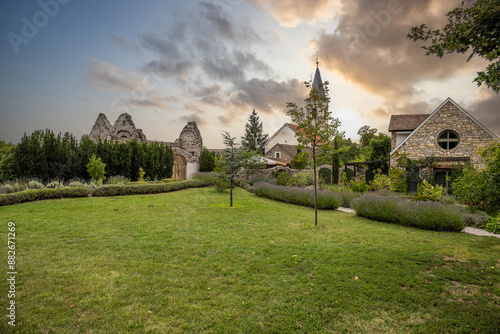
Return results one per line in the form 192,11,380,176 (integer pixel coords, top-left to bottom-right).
221,131,241,207
408,0,500,92
241,109,269,154
86,154,106,184
287,80,341,225
357,125,378,149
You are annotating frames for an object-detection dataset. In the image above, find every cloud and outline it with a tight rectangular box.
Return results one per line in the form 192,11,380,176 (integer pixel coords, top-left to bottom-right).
85,58,170,111
252,0,338,27
178,113,208,126
110,34,141,54
468,88,500,136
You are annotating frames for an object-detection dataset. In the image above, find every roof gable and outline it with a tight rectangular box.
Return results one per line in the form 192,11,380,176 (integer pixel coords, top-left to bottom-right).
390,97,499,155
388,114,429,132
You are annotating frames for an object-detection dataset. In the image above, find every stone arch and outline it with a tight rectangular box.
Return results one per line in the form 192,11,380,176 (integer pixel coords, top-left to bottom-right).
173,155,187,180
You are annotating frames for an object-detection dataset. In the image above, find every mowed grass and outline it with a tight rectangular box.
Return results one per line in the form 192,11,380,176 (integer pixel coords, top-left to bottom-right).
0,188,499,333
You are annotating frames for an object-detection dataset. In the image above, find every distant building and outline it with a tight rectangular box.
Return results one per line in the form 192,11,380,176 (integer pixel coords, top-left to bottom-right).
389,97,499,189
89,113,203,179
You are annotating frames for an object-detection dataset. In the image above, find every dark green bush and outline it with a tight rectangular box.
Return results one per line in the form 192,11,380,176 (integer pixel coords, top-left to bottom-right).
276,172,291,186
254,182,340,210
0,187,90,206
463,211,491,228
352,194,465,232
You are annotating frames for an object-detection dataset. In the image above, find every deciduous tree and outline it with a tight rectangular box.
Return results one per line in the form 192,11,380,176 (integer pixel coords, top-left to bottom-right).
408,0,500,92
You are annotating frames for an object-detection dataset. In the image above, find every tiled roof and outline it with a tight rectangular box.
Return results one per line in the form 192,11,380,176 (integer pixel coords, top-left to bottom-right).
388,114,429,132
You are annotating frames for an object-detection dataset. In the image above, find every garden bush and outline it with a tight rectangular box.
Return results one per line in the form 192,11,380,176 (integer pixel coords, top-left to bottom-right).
253,182,340,210
352,194,465,232
411,195,438,202
337,191,363,208
276,172,291,186
0,187,90,206
107,176,130,185
46,180,64,188
248,175,273,185
350,178,368,193
28,180,45,190
287,172,313,187
91,179,208,197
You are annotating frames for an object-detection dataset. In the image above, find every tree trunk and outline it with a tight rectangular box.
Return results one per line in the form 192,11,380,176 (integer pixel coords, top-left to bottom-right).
230,176,233,207
313,147,318,226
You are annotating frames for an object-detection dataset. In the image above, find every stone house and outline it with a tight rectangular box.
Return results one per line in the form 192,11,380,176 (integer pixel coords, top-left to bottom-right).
89,114,203,180
389,97,499,189
264,143,314,166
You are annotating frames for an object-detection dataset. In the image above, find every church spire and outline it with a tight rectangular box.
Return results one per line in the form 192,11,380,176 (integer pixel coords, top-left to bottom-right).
312,58,324,95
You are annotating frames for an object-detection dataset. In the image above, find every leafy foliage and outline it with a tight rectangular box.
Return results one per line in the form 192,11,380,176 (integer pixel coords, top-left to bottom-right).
241,109,269,154
287,80,342,225
86,154,107,184
290,150,309,169
417,180,446,199
199,148,216,172
408,0,500,92
5,129,174,181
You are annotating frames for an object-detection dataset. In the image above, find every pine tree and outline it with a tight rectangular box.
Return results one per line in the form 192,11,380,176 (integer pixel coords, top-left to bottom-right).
241,109,269,154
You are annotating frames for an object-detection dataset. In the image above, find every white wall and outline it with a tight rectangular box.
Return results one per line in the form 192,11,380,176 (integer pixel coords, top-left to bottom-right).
265,126,298,153
186,162,200,179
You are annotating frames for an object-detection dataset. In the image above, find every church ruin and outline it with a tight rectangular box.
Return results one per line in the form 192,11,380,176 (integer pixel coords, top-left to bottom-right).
89,113,203,179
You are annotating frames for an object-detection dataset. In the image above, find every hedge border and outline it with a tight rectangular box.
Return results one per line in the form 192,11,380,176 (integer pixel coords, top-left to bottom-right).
0,179,210,206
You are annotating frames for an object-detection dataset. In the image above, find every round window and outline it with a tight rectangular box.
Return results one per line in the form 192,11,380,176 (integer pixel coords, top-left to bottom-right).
437,130,459,150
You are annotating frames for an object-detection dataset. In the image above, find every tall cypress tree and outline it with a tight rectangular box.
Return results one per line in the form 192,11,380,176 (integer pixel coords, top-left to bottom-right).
241,109,269,154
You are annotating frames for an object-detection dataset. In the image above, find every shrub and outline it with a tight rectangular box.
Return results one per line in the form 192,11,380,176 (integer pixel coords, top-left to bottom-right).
287,172,313,187
237,181,255,193
276,172,291,186
107,176,130,185
253,182,340,210
439,195,456,205
91,179,208,197
46,180,64,188
0,187,90,206
411,195,438,202
389,167,407,193
351,179,368,193
371,174,392,191
69,181,87,188
463,211,491,228
417,180,445,199
484,216,500,234
28,180,45,190
249,175,273,185
352,194,465,232
86,154,106,184
337,191,362,208
0,184,16,194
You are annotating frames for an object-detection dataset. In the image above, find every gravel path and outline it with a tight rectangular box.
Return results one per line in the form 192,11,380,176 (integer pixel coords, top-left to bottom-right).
337,207,500,238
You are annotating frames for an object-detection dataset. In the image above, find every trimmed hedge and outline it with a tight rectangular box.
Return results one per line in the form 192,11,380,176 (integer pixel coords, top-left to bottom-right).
253,182,341,210
0,179,210,206
0,187,90,206
91,179,209,197
352,194,465,232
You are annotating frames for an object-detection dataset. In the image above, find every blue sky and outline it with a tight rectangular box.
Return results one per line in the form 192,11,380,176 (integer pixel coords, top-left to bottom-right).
1,0,499,148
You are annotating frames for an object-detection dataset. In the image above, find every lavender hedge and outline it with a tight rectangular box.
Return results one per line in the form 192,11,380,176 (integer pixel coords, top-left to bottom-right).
253,182,341,210
352,194,465,232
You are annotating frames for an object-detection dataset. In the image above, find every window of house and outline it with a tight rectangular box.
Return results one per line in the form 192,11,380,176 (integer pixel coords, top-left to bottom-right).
437,130,459,150
274,152,281,159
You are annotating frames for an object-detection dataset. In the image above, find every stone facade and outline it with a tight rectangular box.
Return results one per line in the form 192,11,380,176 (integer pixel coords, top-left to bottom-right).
89,114,204,180
90,113,147,142
390,98,498,170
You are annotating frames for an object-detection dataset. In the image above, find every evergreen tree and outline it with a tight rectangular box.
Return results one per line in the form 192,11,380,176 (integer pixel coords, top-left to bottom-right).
241,109,269,154
199,148,215,172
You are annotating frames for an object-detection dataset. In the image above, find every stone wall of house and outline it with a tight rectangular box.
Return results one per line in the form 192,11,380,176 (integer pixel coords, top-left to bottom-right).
390,101,497,169
264,144,295,161
173,121,203,164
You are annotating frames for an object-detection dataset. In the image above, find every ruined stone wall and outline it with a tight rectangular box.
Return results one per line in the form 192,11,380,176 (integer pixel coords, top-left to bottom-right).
89,113,147,142
390,101,497,169
173,121,203,163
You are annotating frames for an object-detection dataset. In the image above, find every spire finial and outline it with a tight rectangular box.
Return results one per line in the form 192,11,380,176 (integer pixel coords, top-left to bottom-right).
316,58,319,68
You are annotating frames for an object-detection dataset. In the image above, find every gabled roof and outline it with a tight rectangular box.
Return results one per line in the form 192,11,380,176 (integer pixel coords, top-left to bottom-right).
266,123,298,145
390,97,499,155
388,114,429,132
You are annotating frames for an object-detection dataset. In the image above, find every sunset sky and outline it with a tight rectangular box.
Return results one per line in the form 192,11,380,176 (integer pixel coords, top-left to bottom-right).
1,0,499,148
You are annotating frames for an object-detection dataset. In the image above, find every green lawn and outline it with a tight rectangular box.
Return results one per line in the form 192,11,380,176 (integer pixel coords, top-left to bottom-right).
0,188,499,333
